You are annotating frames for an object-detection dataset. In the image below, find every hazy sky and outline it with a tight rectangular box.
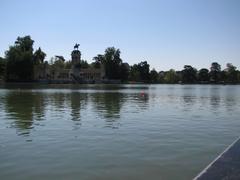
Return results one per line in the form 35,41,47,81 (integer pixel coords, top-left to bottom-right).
0,0,240,71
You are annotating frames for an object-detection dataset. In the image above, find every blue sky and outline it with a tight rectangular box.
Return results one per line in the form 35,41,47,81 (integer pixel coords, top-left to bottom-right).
0,0,240,71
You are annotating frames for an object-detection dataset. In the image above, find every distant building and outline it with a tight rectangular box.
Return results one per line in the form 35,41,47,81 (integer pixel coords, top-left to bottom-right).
33,62,50,80
34,44,105,83
79,67,105,81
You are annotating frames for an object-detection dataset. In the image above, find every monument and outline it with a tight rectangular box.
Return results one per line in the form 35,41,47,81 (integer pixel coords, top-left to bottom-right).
71,43,81,65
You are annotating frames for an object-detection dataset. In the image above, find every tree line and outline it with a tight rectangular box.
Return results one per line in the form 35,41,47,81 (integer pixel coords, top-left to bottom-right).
0,35,240,84
0,36,46,81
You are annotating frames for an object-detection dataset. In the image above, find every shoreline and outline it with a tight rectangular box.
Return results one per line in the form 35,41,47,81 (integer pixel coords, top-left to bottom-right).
1,81,240,86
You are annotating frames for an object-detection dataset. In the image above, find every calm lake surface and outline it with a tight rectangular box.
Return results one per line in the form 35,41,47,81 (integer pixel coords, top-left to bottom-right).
0,84,240,180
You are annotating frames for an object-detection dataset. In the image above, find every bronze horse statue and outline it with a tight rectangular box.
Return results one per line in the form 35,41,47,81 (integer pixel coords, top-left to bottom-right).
74,43,80,50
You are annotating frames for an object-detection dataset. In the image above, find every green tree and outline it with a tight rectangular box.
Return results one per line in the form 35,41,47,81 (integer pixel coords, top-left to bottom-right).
164,69,178,83
182,65,197,83
198,68,209,82
33,47,46,64
51,56,65,69
129,61,150,82
138,61,150,82
224,63,238,83
105,47,122,79
93,54,105,64
0,57,6,79
238,71,240,83
120,63,130,81
129,64,141,81
209,62,221,83
5,36,35,81
93,47,123,79
65,60,72,69
150,69,159,83
78,60,89,69
92,54,104,68
158,71,165,83
15,36,34,52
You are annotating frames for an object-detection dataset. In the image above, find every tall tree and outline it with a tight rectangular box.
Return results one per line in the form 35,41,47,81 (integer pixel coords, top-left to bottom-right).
92,54,104,68
104,47,122,79
129,61,150,82
238,71,240,83
224,63,238,83
150,69,159,83
0,57,6,79
120,63,130,81
5,36,35,81
93,47,123,79
51,56,65,70
129,64,140,81
182,65,197,83
209,62,221,83
15,36,34,52
33,47,46,64
198,68,209,82
164,69,178,83
137,61,150,82
158,71,165,83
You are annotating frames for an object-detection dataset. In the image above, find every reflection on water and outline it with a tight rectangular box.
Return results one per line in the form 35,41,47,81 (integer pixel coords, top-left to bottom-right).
209,86,221,112
0,84,240,180
4,92,45,135
69,92,87,122
1,85,151,134
91,93,124,119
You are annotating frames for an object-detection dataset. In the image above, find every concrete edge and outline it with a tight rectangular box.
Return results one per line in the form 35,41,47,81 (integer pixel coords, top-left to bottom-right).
193,136,240,180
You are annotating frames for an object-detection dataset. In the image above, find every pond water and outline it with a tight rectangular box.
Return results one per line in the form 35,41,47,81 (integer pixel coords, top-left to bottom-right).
0,84,240,180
